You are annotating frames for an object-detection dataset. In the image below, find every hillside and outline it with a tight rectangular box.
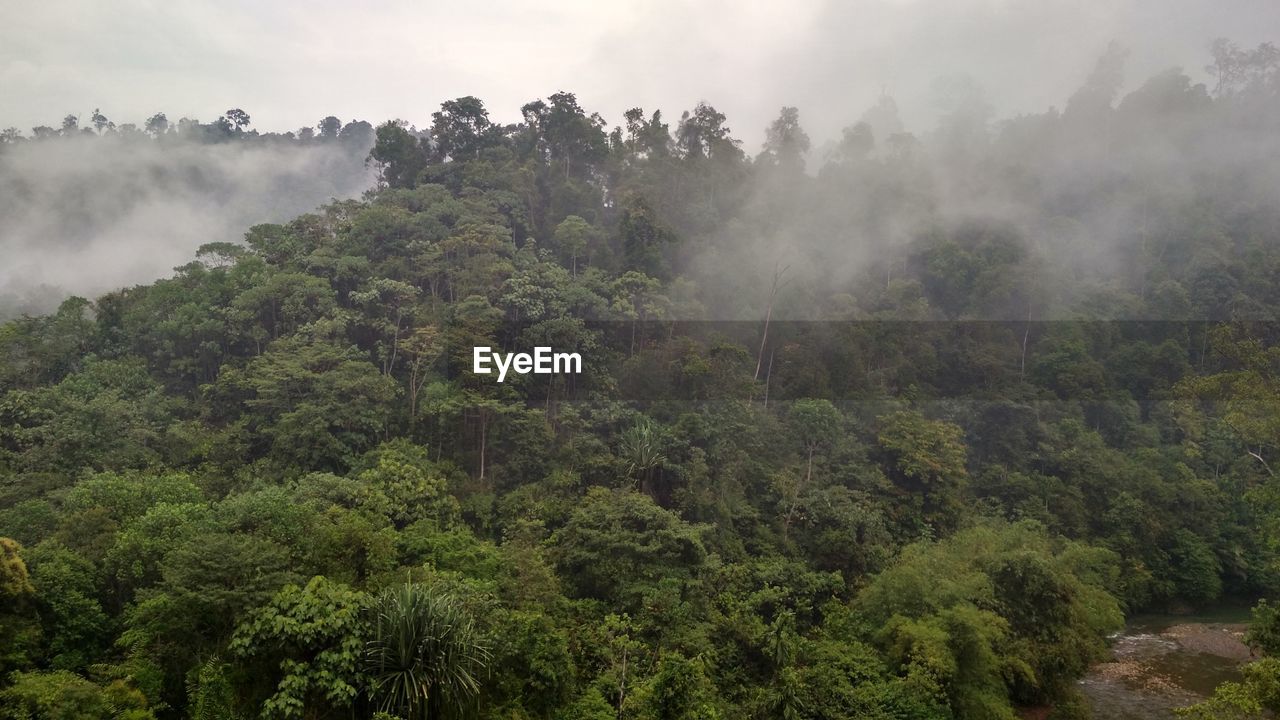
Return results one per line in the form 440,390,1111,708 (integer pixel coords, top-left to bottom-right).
2,42,1280,719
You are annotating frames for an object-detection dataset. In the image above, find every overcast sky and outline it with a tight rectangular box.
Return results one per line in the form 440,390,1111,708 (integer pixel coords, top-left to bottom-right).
4,0,1278,148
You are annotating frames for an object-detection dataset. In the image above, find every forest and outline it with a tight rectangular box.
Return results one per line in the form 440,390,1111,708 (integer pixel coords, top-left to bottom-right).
2,39,1280,719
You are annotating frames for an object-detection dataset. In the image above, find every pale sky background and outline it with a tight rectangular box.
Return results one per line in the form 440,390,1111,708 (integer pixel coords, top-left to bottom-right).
3,0,1278,148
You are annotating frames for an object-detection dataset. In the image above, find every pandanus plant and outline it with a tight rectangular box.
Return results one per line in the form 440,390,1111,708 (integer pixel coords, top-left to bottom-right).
620,417,666,495
364,582,490,719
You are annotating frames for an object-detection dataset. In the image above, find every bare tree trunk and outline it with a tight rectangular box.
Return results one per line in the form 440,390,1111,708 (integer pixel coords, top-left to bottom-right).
616,645,629,720
783,447,814,541
750,264,790,408
755,263,791,382
478,411,488,481
763,347,776,408
1020,325,1030,380
1249,448,1275,477
386,309,404,376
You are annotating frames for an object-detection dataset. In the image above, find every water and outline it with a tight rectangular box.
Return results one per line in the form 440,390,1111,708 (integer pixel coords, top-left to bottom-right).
1080,603,1255,720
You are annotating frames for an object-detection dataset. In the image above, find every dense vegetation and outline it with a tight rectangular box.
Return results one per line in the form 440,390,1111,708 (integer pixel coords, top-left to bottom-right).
2,40,1280,719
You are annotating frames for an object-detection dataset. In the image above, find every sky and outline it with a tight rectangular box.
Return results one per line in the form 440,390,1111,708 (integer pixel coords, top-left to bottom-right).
3,0,1279,147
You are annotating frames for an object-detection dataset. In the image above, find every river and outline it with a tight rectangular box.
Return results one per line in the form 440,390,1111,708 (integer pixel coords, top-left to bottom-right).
1080,603,1256,719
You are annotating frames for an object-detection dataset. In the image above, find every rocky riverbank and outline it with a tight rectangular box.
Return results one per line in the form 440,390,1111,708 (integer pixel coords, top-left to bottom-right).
1080,618,1253,719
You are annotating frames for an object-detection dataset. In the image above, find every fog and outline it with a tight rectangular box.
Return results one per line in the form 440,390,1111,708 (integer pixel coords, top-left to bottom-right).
0,134,373,316
4,1,1278,145
667,40,1280,321
3,0,1280,322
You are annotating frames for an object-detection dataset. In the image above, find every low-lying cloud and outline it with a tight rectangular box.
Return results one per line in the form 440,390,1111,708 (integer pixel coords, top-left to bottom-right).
0,135,374,316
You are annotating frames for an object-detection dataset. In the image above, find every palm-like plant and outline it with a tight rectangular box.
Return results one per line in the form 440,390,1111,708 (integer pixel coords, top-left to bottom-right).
364,582,490,719
620,418,666,493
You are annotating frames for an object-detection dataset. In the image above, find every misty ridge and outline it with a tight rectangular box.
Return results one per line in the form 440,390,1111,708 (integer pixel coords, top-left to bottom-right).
681,39,1280,322
0,113,376,318
12,16,1280,719
3,39,1279,323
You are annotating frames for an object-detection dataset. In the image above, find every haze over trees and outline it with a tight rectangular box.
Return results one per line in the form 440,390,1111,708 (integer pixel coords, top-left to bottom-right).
2,39,1280,719
0,111,376,319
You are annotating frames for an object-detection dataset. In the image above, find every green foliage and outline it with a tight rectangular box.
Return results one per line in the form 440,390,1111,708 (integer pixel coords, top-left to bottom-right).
0,668,155,720
353,441,461,529
121,531,299,678
231,576,369,718
1249,600,1280,656
372,122,426,189
187,656,240,720
0,536,33,599
210,337,398,470
550,488,706,609
26,543,110,670
364,582,489,719
876,411,968,532
0,357,181,472
7,66,1280,719
0,537,40,674
858,523,1123,712
645,653,720,720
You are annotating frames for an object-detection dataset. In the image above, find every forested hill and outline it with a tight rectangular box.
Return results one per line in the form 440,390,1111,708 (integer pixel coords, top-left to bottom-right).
2,41,1280,719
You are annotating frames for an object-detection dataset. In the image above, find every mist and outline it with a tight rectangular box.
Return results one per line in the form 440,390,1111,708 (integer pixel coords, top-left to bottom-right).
6,1,1279,144
4,1,1280,325
669,40,1280,323
0,132,374,317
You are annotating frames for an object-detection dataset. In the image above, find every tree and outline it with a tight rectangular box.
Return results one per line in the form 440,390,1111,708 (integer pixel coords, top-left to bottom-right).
0,357,180,473
676,102,740,162
430,96,498,162
859,523,1122,713
529,92,609,179
144,112,169,137
90,108,113,134
0,669,154,720
123,532,299,674
876,410,969,532
224,108,251,131
105,501,215,604
552,215,594,276
619,196,676,277
354,441,460,529
402,324,443,426
317,115,343,139
1177,326,1280,477
760,106,810,172
26,543,110,670
620,416,668,497
231,576,369,719
646,653,721,720
1177,658,1280,718
622,107,672,159
372,121,427,189
211,338,398,471
1064,42,1128,119
0,537,39,674
610,271,665,355
1206,38,1280,96
364,582,489,720
550,488,706,609
781,399,841,535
